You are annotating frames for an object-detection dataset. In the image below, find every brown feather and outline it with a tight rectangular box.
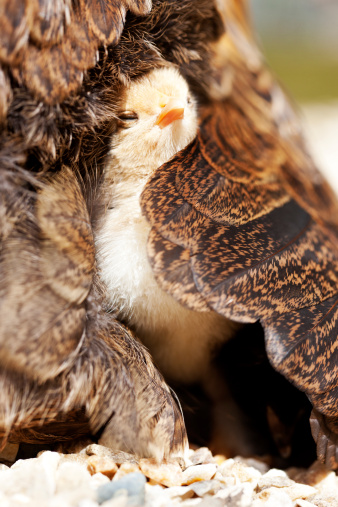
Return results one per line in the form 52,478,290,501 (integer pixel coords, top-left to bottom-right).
140,0,338,468
2,0,338,470
0,164,187,457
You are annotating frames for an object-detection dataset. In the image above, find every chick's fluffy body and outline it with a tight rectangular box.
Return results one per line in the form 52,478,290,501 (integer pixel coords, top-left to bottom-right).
96,68,233,383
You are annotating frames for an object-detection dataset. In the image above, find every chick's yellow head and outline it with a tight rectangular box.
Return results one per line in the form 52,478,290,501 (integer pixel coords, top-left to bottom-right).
113,67,198,173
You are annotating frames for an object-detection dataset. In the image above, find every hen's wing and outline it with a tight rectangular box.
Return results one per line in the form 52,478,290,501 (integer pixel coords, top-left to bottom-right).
141,0,338,468
0,165,186,458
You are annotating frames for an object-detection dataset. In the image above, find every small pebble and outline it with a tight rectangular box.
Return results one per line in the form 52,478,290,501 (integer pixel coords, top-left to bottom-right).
254,488,294,507
310,500,333,507
197,499,224,507
218,458,235,473
257,474,294,490
219,460,261,485
216,482,255,506
86,445,138,465
263,468,289,479
256,484,316,503
182,464,217,485
0,451,60,501
139,458,183,487
213,455,226,466
189,447,215,466
59,453,91,466
144,483,169,505
0,493,10,507
78,500,100,507
282,483,317,501
89,472,111,489
213,470,236,486
113,463,142,481
183,499,203,506
100,497,128,507
96,472,146,505
56,461,91,493
296,500,318,507
235,456,269,475
162,485,195,500
190,480,222,497
87,456,118,479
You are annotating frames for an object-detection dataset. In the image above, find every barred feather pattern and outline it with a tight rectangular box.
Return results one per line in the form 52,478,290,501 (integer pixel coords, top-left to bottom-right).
140,1,338,469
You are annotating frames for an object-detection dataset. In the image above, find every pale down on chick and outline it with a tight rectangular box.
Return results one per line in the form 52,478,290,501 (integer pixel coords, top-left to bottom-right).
95,67,236,383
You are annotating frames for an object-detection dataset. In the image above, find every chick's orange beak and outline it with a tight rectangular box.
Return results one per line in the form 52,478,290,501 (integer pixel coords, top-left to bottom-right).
155,98,185,129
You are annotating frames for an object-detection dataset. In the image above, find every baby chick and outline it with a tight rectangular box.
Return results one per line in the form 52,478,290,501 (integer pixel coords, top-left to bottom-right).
95,67,235,383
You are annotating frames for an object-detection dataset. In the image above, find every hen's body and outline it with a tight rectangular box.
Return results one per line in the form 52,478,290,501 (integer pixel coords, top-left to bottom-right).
2,0,338,470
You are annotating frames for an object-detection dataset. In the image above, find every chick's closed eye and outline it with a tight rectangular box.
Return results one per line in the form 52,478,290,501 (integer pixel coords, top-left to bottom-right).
117,111,139,127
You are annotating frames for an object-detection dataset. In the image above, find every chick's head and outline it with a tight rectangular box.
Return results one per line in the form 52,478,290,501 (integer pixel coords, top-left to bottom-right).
112,67,198,174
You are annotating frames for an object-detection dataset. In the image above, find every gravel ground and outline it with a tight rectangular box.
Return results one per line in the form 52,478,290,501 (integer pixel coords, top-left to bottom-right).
1,444,338,507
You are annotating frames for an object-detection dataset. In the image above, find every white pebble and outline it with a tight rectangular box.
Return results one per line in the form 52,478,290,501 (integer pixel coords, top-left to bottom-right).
181,500,202,506
282,484,317,501
89,472,110,490
145,484,175,507
0,451,59,501
262,468,288,479
55,461,91,493
189,447,215,465
182,464,217,485
100,495,128,507
257,474,294,490
218,459,235,473
295,500,318,507
77,500,99,507
215,482,255,506
190,480,221,497
11,493,31,504
254,488,294,507
162,485,194,500
219,460,261,486
235,457,269,475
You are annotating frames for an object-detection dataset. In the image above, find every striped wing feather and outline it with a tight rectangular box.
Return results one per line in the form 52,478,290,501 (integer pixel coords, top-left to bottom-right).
142,0,338,466
141,95,338,466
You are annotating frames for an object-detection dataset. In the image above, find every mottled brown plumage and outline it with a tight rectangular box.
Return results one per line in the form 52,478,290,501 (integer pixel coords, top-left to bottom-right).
141,1,338,468
0,164,187,459
1,0,338,469
0,0,224,459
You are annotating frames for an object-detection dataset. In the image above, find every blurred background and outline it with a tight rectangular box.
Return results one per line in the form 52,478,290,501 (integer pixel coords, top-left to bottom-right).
250,0,338,194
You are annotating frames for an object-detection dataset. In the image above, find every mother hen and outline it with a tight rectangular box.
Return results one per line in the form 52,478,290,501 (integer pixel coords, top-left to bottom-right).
1,0,338,469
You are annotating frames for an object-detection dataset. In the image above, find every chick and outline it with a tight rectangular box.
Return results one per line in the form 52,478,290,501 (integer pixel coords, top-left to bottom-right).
95,67,236,383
